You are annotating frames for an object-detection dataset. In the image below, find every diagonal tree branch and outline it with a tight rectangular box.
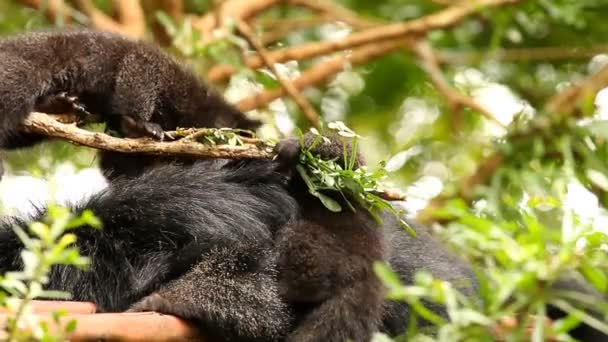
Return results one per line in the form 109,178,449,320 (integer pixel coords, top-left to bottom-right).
545,65,608,116
236,39,407,111
412,40,505,128
207,0,521,82
235,19,321,126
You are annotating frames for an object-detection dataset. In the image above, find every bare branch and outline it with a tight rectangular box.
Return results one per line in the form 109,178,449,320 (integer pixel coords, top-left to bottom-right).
235,19,321,127
21,113,274,160
286,0,380,29
191,0,282,40
545,65,608,116
437,45,608,65
73,0,145,38
236,40,406,111
113,0,146,38
18,0,75,22
413,41,505,128
207,0,521,82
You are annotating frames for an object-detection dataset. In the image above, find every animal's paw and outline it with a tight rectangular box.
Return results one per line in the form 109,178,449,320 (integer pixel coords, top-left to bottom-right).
120,116,165,140
36,92,95,121
127,293,172,313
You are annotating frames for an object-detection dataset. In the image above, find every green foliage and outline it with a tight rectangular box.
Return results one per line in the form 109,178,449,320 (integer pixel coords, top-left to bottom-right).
1,203,97,341
295,122,415,236
374,195,608,341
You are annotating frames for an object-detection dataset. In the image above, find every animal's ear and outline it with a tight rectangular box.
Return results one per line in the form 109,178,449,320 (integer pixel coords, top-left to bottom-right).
273,137,301,167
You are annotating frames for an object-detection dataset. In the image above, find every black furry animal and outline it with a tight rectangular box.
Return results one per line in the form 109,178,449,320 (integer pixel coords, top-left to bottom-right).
0,30,604,342
0,29,394,341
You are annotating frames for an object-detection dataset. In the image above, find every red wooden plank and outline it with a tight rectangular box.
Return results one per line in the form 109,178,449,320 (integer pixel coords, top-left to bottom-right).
0,312,202,341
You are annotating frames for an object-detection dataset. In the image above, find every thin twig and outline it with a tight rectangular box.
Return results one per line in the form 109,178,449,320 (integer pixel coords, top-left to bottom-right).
545,65,608,116
113,0,146,38
437,45,608,65
235,19,321,127
191,0,283,39
413,41,505,128
286,0,380,29
207,0,521,82
18,0,75,22
236,39,407,111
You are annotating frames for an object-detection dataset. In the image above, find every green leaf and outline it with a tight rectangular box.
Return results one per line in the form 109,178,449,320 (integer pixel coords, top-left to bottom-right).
64,319,78,333
313,192,342,212
373,262,403,291
580,261,608,293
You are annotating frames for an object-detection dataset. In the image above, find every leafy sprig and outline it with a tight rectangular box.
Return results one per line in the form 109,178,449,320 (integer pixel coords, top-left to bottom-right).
295,122,415,236
0,204,98,341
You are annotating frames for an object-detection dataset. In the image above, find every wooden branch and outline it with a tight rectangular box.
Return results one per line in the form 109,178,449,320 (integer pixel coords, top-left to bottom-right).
235,20,321,127
236,40,407,111
20,113,406,201
73,0,145,38
191,0,282,40
413,41,505,128
18,0,75,22
545,65,608,116
207,0,521,82
21,113,274,160
0,312,200,342
113,0,146,38
437,45,608,65
259,17,332,45
286,0,380,29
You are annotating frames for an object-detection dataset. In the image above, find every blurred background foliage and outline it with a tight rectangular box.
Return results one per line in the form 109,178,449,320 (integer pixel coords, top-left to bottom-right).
1,0,608,340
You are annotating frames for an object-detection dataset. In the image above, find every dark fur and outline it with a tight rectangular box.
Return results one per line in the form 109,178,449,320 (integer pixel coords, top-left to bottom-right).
0,160,297,341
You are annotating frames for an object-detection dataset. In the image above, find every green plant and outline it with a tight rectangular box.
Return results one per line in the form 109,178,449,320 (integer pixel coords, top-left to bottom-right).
0,203,99,342
295,122,415,236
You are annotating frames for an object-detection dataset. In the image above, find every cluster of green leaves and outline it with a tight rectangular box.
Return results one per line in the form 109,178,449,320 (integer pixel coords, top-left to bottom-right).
295,122,415,235
171,127,258,146
373,195,608,342
1,204,98,342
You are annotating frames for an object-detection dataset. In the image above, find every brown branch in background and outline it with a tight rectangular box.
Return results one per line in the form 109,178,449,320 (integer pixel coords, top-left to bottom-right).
191,0,282,40
259,17,330,45
236,39,407,111
417,152,504,224
22,112,274,160
145,0,184,45
413,41,505,128
112,0,146,37
73,0,145,38
545,65,608,116
74,0,123,34
207,0,521,82
18,0,75,23
159,0,184,21
258,0,383,46
437,45,608,65
459,152,504,200
286,0,380,29
235,19,321,127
